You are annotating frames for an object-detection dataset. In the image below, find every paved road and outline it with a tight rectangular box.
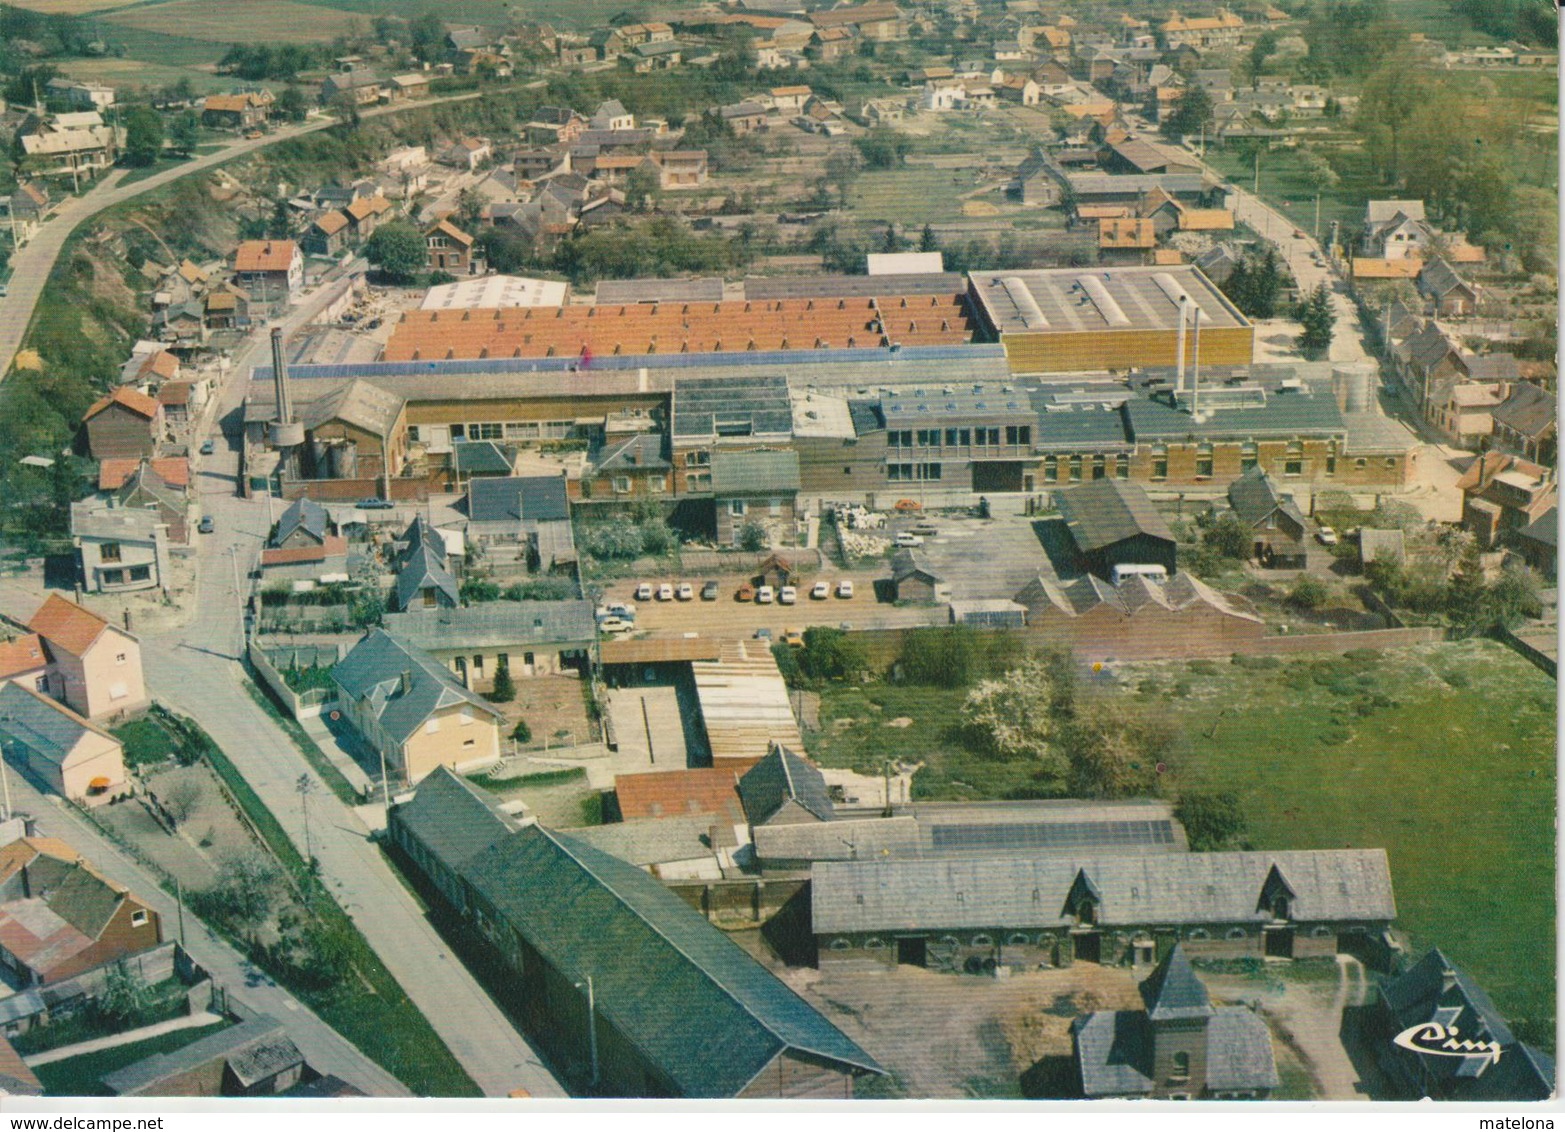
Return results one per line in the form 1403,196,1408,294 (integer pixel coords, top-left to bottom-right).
0,766,410,1096
0,93,482,381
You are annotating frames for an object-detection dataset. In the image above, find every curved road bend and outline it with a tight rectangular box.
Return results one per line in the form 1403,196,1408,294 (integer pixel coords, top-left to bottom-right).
0,92,483,381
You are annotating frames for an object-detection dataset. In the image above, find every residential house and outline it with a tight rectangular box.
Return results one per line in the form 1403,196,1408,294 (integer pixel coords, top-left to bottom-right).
70,500,171,595
1490,382,1556,465
1373,949,1555,1101
710,449,801,547
388,766,884,1096
18,112,122,183
388,73,431,101
718,100,769,135
306,210,350,256
1158,9,1245,49
381,601,595,688
394,541,459,612
425,220,477,274
0,682,127,806
1363,200,1433,260
590,99,635,131
437,137,492,172
320,68,383,106
808,26,856,62
0,838,162,985
344,193,395,240
847,96,907,127
997,76,1042,105
1013,150,1065,206
44,78,116,111
1097,216,1157,264
613,765,752,823
232,240,303,302
1457,451,1557,549
332,629,504,783
629,40,684,71
26,593,150,721
582,434,671,501
1513,508,1556,581
1417,258,1480,317
1055,479,1177,579
271,497,334,550
464,476,576,570
1073,945,1279,1099
200,91,272,131
81,387,162,461
769,85,813,114
105,459,191,545
1,182,51,244
808,2,905,42
1224,465,1311,567
203,285,250,332
651,150,708,189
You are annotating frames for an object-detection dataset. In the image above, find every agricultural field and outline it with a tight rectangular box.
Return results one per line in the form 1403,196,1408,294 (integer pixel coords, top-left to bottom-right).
105,0,372,45
849,166,999,226
808,639,1555,1052
93,25,227,68
305,0,642,30
55,57,242,93
2,0,136,13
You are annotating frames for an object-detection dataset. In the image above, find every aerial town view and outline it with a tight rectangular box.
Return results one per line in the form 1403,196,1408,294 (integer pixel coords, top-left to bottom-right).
0,0,1554,1109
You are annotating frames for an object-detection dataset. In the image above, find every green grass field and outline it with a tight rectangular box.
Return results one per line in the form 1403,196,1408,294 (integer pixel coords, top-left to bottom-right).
849,166,992,225
109,716,177,767
1135,640,1556,1049
1204,140,1383,242
107,0,370,44
97,24,224,66
810,640,1555,1050
303,0,644,30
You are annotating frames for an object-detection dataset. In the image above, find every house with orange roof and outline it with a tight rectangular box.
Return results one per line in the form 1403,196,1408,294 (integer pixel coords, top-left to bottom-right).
306,210,350,257
81,387,162,461
26,594,148,721
344,194,395,240
0,837,160,982
200,90,272,131
1098,216,1157,264
97,457,190,493
0,633,50,691
232,239,303,301
425,220,478,275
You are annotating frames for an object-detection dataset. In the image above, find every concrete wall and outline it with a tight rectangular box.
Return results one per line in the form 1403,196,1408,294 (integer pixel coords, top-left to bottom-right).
247,642,339,720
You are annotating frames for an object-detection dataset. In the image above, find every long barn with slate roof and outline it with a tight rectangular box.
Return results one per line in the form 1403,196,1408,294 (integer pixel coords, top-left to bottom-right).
1054,479,1177,579
388,767,883,1097
811,849,1395,971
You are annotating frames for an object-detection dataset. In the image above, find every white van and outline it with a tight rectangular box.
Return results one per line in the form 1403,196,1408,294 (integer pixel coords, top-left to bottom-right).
1111,563,1169,585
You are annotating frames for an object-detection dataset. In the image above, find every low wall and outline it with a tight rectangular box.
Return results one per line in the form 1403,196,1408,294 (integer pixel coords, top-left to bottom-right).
247,642,339,720
664,876,807,925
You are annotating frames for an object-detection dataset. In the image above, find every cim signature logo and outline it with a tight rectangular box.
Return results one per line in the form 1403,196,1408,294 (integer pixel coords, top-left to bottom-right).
1393,1022,1504,1067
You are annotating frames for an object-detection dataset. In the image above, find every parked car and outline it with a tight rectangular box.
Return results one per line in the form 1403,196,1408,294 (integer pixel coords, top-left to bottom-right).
675,582,694,601
754,627,773,642
783,627,804,648
635,582,654,601
810,580,830,600
1317,525,1340,546
597,616,633,634
700,580,720,601
756,585,775,604
197,515,215,534
912,522,938,537
356,497,394,510
656,582,674,601
596,601,636,621
736,583,756,602
779,585,797,605
893,532,925,547
836,580,854,599
199,439,216,455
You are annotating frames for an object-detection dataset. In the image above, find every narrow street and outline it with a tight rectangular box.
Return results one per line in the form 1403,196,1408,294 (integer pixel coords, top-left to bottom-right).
0,767,409,1096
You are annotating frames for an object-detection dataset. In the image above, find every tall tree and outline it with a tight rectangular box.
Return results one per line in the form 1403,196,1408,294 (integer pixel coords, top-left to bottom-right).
364,222,426,282
1160,84,1212,141
122,106,164,167
1296,285,1334,356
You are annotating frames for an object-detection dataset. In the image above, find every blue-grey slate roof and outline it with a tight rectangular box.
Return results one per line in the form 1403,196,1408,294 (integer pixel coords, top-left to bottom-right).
1056,479,1174,551
453,439,517,476
710,449,801,495
0,682,107,770
274,497,330,547
1378,948,1555,1100
462,823,883,1095
1140,945,1212,1021
383,601,596,650
737,745,835,825
391,764,521,871
394,545,459,611
332,629,499,746
468,475,571,523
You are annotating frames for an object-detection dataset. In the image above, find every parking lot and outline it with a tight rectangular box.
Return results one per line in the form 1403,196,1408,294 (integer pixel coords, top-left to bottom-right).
899,508,1073,602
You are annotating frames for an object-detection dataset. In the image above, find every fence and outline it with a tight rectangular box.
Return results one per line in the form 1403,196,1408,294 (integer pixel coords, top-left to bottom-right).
248,641,341,720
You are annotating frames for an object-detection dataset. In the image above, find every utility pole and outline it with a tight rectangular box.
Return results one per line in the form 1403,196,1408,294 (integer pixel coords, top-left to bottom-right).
174,877,186,947
1314,191,1321,241
296,773,315,881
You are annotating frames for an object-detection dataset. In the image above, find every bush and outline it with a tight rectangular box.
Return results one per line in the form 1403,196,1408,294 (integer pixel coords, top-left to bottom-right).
1175,790,1248,851
460,578,502,603
1286,574,1331,611
798,626,869,683
738,520,768,553
511,719,531,743
1202,512,1252,560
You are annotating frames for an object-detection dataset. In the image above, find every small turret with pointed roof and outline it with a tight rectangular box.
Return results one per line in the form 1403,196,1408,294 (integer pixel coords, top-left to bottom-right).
1140,944,1214,1023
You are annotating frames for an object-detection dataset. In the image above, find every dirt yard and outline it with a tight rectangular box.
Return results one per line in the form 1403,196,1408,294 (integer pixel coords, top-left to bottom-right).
96,763,262,892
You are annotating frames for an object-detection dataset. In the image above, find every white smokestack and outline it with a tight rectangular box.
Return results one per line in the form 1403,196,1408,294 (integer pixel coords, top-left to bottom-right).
1175,297,1188,394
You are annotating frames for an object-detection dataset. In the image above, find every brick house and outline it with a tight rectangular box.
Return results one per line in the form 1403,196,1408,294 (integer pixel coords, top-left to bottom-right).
81,387,162,460
425,220,477,274
233,239,303,301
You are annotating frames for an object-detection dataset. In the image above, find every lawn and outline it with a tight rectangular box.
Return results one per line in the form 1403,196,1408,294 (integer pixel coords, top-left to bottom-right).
110,716,177,768
1133,640,1556,1051
807,639,1555,1052
1203,140,1383,243
849,166,992,226
96,24,224,67
105,0,371,44
35,1020,232,1097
